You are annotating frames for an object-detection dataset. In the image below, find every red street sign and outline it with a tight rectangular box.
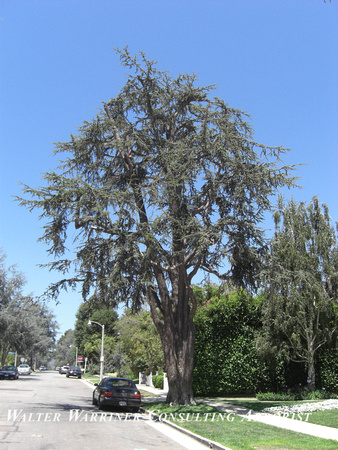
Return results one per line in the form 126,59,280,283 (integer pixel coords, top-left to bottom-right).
77,356,83,362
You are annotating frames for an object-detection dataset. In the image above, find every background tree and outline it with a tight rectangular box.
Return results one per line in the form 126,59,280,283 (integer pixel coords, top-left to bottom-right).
258,196,338,391
0,252,57,367
74,302,118,373
0,252,28,365
20,301,58,369
118,309,164,377
18,49,297,404
54,329,75,367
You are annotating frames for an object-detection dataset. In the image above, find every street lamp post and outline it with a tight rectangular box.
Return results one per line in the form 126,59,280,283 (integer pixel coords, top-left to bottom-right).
88,320,105,381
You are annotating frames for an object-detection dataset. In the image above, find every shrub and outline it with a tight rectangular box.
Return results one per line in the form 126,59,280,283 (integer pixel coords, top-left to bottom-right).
316,348,338,393
256,390,338,401
193,289,277,396
152,374,164,389
304,390,338,400
256,392,296,401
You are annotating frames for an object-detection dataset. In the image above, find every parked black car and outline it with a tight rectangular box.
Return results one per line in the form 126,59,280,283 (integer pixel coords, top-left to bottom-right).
92,377,141,412
66,366,82,378
0,366,19,380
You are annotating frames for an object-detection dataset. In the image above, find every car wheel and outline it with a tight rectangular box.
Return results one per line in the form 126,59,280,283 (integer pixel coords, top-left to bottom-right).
132,407,139,413
78,375,81,378
92,394,97,405
66,374,69,378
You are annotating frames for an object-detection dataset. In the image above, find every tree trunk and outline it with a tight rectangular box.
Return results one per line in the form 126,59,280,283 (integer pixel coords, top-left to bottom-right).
147,272,196,405
307,344,316,392
161,317,196,405
1,348,8,367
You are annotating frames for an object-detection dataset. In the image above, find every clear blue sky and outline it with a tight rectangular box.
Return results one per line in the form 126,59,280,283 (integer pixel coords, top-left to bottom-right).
1,0,337,338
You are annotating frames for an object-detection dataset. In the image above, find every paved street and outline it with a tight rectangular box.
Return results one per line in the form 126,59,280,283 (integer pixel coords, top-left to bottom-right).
0,371,208,450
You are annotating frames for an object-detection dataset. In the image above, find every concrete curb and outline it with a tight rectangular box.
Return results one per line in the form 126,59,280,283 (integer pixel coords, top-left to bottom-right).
140,407,231,450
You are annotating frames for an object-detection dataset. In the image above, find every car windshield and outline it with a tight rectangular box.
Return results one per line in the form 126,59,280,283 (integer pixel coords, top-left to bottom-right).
20,365,29,368
105,379,133,389
3,366,15,370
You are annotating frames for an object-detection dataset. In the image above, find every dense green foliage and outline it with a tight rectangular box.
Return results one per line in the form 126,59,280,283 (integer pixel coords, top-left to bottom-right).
152,373,164,389
73,302,119,374
0,252,57,368
193,285,337,396
316,346,338,392
193,289,270,395
117,309,164,376
259,197,338,391
54,329,76,367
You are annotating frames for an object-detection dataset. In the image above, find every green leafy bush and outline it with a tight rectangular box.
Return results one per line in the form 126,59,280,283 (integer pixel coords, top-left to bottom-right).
152,374,164,389
303,390,338,400
256,392,296,401
193,286,337,396
256,390,338,401
193,289,277,396
316,348,338,393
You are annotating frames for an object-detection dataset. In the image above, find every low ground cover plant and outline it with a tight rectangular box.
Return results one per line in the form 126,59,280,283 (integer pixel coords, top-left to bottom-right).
262,399,338,415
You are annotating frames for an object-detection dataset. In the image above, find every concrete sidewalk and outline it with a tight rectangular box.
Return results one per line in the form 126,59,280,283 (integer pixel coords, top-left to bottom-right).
137,385,338,442
137,384,168,398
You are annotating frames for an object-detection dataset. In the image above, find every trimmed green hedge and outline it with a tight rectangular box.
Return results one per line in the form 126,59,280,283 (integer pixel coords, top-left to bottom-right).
193,290,282,396
193,288,338,396
316,347,338,393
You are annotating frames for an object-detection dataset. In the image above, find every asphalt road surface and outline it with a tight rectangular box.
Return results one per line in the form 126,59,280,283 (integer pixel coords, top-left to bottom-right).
0,371,208,450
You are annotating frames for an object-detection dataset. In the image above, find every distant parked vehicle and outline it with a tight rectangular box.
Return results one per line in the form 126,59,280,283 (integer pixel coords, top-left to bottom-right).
92,377,141,412
17,364,31,375
0,366,19,380
59,366,70,374
66,366,82,378
39,366,47,371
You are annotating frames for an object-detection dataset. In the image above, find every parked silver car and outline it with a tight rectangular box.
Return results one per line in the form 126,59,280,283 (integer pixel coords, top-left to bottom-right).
17,364,31,375
59,366,70,374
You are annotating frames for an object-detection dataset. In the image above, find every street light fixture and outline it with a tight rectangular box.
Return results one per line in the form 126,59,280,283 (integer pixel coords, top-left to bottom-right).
88,320,105,381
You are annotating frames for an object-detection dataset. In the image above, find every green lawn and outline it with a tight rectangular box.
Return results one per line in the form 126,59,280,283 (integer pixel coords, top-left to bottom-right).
306,409,338,429
211,398,338,428
141,400,338,450
82,373,100,384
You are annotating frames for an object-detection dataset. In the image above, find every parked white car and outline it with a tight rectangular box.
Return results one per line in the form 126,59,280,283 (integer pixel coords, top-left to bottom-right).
17,364,31,375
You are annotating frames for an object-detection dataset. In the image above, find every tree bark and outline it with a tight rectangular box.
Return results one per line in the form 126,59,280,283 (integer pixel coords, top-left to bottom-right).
147,274,196,405
307,341,316,392
161,315,196,405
